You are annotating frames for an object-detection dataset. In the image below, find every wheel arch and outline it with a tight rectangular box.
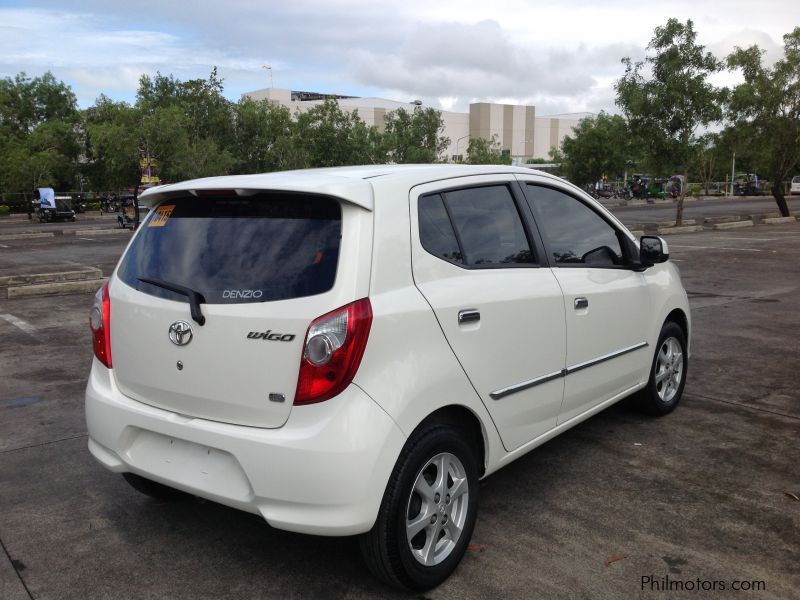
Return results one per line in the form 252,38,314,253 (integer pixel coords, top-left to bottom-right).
410,405,487,477
664,307,690,351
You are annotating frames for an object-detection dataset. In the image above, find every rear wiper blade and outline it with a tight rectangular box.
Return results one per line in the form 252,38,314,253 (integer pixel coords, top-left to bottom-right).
138,278,206,326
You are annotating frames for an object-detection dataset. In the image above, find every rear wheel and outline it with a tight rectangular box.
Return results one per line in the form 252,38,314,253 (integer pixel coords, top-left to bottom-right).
122,473,188,501
636,321,687,416
360,424,479,591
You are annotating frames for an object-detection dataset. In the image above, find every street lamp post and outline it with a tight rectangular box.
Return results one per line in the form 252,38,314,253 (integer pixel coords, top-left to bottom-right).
455,135,470,162
262,64,273,88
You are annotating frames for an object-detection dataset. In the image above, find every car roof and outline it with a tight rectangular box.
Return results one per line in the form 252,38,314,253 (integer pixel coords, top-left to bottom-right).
138,164,555,210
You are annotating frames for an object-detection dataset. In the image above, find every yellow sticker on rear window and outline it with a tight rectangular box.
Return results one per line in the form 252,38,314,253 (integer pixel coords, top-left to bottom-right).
149,204,175,227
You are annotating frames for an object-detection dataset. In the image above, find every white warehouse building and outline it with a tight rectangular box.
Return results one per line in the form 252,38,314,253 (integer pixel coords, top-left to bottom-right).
243,87,590,163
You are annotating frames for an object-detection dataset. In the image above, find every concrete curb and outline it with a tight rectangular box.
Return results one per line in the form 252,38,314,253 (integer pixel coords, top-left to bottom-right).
0,267,102,288
704,216,742,224
657,219,697,227
0,232,55,240
75,228,133,236
762,216,797,224
713,220,754,230
656,225,705,235
6,277,106,299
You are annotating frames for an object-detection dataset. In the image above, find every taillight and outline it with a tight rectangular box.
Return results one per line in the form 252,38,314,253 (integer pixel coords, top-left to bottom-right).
294,298,372,405
89,281,112,367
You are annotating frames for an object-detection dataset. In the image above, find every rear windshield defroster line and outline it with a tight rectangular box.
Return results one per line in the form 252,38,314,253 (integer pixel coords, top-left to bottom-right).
117,192,342,305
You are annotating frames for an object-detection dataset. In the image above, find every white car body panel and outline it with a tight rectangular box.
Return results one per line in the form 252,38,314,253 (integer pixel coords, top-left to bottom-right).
86,164,691,536
408,175,567,451
109,202,373,427
86,358,405,535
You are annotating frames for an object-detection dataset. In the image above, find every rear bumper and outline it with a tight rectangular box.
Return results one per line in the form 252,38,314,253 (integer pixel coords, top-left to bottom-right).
85,358,406,536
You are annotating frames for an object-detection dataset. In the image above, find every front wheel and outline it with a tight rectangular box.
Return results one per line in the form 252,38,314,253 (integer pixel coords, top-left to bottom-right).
636,322,688,416
360,424,479,591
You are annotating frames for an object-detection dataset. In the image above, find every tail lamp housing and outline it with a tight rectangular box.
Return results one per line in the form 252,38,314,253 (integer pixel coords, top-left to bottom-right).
89,281,112,367
294,298,372,405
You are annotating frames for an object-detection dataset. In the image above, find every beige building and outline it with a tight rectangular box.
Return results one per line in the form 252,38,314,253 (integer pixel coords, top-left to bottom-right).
243,87,589,163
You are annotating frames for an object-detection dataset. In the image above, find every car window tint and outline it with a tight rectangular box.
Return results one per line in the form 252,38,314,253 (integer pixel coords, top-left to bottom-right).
444,186,534,266
419,194,463,264
525,185,622,266
117,193,341,303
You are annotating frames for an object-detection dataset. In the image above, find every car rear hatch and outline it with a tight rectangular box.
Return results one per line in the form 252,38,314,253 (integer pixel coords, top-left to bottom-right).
109,190,371,428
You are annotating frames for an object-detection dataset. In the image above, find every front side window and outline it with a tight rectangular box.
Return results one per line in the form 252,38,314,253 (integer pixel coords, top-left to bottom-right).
524,185,623,267
118,193,341,303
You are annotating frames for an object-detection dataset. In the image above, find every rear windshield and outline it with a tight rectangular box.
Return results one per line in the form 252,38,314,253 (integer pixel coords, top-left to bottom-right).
793,176,800,183
117,193,341,304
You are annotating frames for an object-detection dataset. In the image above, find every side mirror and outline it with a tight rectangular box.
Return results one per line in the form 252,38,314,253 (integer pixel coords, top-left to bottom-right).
640,235,669,267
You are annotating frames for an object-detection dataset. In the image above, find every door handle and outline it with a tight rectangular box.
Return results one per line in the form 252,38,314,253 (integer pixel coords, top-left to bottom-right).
458,309,480,324
574,297,589,310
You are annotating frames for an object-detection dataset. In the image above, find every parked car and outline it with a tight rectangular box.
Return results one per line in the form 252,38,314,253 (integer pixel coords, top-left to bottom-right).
790,175,800,195
38,197,75,222
734,172,765,196
86,165,690,591
116,203,149,229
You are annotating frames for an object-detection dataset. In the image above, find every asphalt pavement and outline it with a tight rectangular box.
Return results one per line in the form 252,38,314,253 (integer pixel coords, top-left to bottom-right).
0,223,798,598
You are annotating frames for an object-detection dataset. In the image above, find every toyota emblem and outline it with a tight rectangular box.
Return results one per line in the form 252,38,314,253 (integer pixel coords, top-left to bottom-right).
168,321,193,346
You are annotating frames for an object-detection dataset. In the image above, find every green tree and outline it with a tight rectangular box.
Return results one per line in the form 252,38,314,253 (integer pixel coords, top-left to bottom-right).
383,107,449,163
231,97,294,173
616,18,724,225
0,72,81,198
559,112,633,186
83,95,141,192
292,100,385,168
726,27,800,216
134,70,235,182
465,135,510,165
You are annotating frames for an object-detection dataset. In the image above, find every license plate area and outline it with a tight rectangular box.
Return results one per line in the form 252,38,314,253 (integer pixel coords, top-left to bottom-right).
123,428,253,501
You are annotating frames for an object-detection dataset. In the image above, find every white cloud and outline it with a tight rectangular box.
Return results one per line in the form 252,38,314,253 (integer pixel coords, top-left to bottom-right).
0,2,797,112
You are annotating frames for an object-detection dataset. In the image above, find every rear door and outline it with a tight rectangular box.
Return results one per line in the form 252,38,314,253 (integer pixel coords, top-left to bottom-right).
111,191,371,428
410,176,566,451
518,178,652,424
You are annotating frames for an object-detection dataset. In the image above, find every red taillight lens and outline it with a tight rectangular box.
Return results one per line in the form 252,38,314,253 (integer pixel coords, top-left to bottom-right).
89,281,112,367
294,298,372,405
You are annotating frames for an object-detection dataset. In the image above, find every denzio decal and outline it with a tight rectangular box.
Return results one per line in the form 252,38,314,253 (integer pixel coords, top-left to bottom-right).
223,289,264,299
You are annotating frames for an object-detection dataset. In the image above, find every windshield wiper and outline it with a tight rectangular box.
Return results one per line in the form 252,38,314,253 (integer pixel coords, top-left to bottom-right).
138,278,206,326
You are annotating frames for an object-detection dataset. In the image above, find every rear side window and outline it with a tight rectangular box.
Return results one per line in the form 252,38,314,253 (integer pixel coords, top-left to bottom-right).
418,185,535,267
419,194,463,264
118,193,341,303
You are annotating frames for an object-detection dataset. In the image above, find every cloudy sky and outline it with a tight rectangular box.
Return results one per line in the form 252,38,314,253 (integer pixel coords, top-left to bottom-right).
1,0,796,116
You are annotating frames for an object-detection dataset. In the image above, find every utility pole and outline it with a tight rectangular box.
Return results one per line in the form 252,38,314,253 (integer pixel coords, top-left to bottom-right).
730,151,736,197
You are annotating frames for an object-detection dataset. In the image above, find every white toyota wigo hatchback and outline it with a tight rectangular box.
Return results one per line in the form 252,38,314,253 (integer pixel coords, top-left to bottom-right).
86,165,690,590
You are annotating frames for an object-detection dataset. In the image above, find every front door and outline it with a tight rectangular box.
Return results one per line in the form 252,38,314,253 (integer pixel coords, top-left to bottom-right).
410,176,566,451
518,179,652,424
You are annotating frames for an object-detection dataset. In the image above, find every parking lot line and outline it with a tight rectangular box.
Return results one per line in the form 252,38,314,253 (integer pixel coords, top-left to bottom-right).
0,313,37,335
0,244,8,248
669,244,763,252
713,236,778,242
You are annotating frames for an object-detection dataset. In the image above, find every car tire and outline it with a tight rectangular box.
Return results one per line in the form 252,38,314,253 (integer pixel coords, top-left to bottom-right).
359,424,479,591
636,321,688,416
122,473,188,501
